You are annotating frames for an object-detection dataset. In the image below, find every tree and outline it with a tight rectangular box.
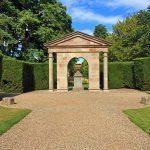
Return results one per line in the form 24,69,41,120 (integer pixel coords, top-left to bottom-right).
94,24,108,39
0,0,73,61
107,6,150,61
68,58,78,77
80,60,88,78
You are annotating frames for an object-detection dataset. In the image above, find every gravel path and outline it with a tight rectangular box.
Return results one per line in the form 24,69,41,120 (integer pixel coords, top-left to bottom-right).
0,89,150,150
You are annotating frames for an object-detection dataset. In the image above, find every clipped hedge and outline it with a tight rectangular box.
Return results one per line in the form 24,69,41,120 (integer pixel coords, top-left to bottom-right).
1,57,56,93
122,62,135,88
0,56,149,92
24,62,49,91
134,57,150,91
108,62,124,89
24,62,56,91
1,58,25,93
101,61,135,89
0,53,3,85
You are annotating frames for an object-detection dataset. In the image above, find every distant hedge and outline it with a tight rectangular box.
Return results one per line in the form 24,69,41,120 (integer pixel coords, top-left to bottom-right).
134,57,150,91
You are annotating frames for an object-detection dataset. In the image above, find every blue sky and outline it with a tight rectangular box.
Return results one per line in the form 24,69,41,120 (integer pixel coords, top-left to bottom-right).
59,0,149,35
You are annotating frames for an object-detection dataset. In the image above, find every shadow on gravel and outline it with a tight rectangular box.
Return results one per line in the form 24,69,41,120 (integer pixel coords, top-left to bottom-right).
0,93,20,101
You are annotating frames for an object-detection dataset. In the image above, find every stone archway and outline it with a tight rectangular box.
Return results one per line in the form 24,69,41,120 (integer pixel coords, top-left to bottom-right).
57,53,100,91
44,31,111,92
67,57,89,91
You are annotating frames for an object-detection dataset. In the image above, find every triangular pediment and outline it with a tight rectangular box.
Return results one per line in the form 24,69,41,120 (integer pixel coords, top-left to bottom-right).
44,31,111,48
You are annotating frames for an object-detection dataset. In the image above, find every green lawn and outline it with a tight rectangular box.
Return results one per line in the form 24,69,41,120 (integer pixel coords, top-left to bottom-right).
124,107,150,134
0,106,31,135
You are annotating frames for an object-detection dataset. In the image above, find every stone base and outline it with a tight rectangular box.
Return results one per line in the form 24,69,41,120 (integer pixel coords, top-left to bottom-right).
73,87,84,91
140,96,150,105
103,89,109,92
89,89,102,92
49,89,54,92
2,97,15,105
56,89,68,92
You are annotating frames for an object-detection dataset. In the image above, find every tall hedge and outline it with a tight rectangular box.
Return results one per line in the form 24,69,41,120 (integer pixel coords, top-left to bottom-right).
122,62,134,88
1,58,24,93
1,56,149,92
101,62,134,89
24,62,57,91
24,62,49,91
134,57,150,91
1,58,56,93
0,53,3,88
108,62,124,89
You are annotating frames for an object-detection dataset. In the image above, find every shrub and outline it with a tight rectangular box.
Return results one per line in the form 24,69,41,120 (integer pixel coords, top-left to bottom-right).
82,78,89,84
1,58,24,93
134,57,150,90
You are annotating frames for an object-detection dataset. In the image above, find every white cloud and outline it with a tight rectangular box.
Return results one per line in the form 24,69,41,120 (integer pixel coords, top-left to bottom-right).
80,29,93,35
103,0,149,10
59,0,149,10
71,8,123,24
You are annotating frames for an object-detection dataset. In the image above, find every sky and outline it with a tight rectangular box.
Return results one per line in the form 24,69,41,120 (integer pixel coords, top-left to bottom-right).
59,0,149,35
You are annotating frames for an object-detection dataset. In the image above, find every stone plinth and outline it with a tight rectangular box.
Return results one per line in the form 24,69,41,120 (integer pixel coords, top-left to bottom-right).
2,97,15,105
73,71,83,91
140,96,150,105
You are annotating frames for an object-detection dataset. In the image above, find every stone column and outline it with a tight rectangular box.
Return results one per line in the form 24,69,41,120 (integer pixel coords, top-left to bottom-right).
103,52,108,91
88,53,100,91
57,53,68,92
49,53,53,91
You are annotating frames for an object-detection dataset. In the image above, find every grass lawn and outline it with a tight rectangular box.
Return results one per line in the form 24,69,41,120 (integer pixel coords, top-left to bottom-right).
0,106,31,135
124,107,150,134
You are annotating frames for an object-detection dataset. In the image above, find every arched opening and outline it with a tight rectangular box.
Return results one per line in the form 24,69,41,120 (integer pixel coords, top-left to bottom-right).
67,57,89,91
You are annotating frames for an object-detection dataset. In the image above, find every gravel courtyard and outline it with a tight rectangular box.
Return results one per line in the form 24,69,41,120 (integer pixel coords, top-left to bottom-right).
0,89,150,150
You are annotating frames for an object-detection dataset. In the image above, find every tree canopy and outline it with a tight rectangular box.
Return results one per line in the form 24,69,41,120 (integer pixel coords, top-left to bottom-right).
107,7,150,61
94,24,108,39
68,58,78,77
0,0,73,61
80,60,88,78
